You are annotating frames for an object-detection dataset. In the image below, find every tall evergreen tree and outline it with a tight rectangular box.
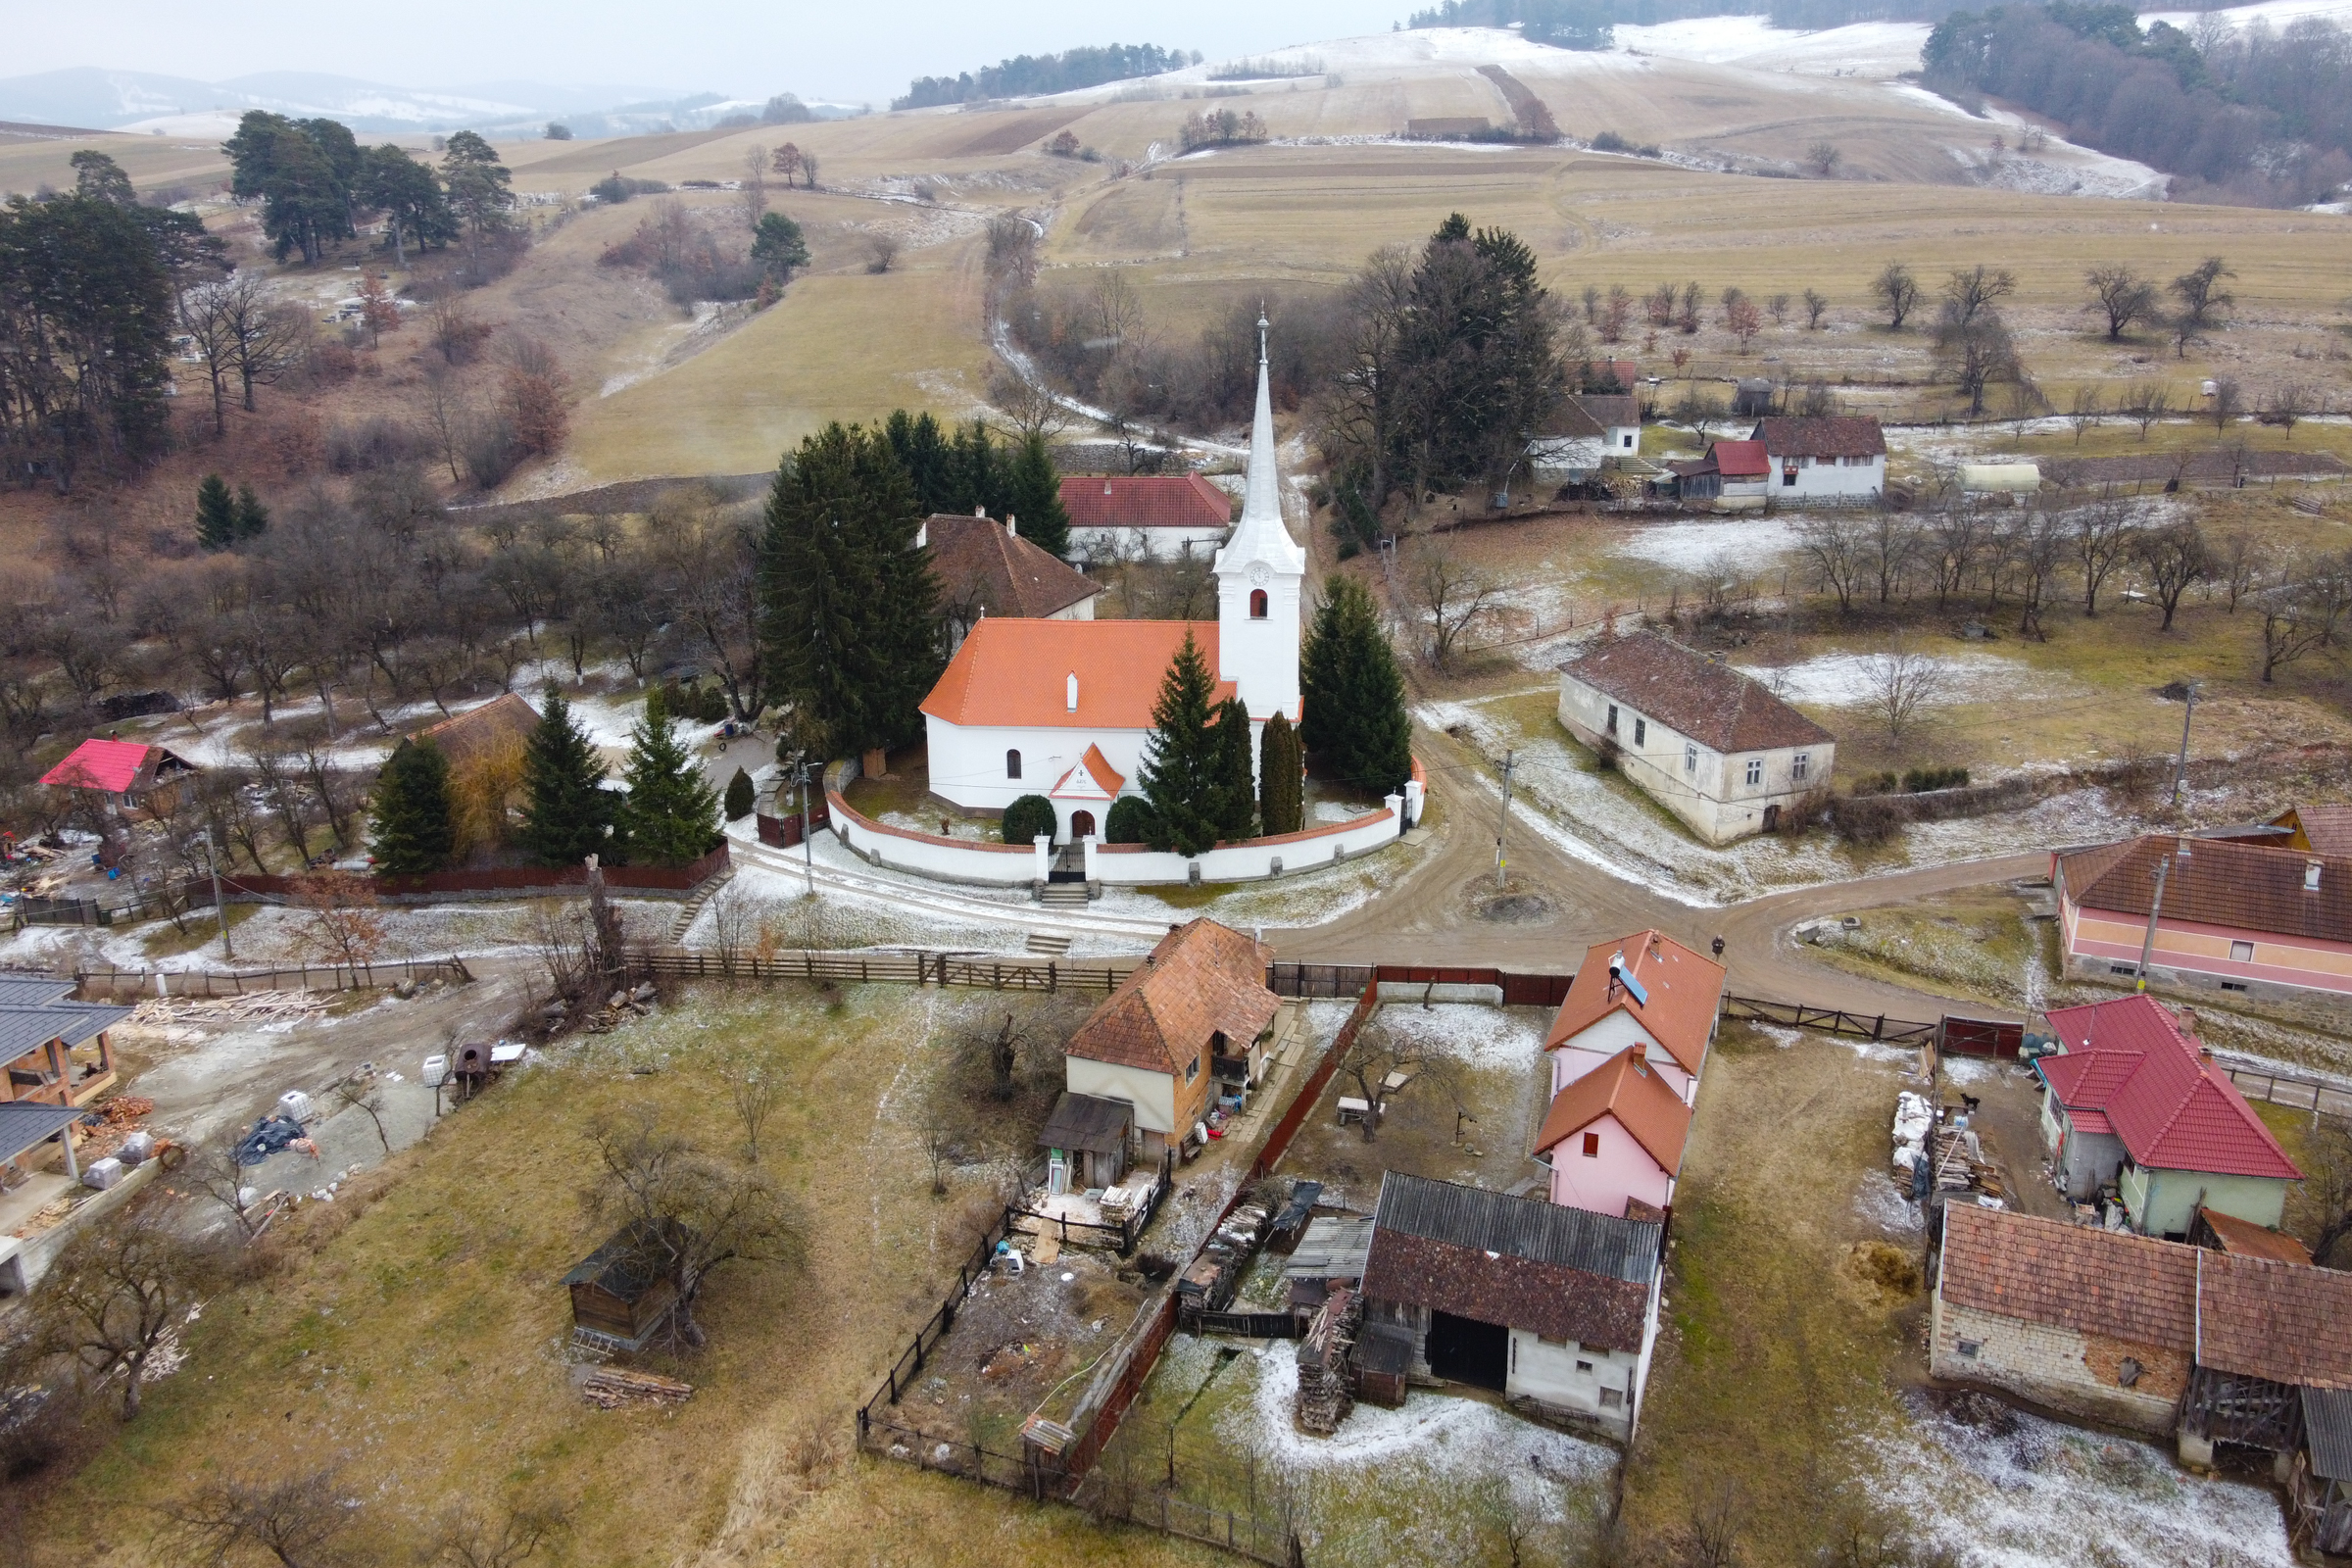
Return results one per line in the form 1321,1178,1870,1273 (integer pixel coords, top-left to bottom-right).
948,419,1012,518
233,483,270,540
194,474,238,550
518,689,615,866
757,422,941,759
1137,631,1224,857
616,687,722,865
1005,431,1072,559
723,766,756,821
368,737,454,874
1300,576,1414,796
884,409,955,514
1258,710,1303,836
1208,696,1257,842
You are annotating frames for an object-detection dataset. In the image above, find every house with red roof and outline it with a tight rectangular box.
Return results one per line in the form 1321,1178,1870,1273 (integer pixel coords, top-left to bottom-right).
1531,1044,1690,1220
1544,930,1726,1105
1659,438,1769,511
2034,993,2300,1237
1058,472,1235,565
921,329,1302,846
38,739,199,817
2054,832,2352,1000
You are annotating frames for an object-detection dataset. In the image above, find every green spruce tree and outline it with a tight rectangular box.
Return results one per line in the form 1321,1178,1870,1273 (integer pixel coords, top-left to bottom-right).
368,738,454,874
195,474,238,551
758,422,942,760
884,409,955,514
1005,431,1072,559
1208,696,1257,842
1137,631,1223,857
723,766,756,821
616,686,722,865
1300,576,1414,796
518,689,615,866
948,419,1010,519
233,483,270,540
1257,709,1303,836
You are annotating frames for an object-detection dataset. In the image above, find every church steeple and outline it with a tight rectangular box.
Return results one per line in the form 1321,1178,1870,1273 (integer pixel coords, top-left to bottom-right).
1214,315,1305,724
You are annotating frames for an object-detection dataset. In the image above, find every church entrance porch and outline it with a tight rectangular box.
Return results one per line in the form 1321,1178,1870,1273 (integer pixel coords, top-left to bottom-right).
1069,809,1097,839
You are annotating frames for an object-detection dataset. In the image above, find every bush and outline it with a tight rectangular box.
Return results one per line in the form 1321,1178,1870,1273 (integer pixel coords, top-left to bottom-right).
1595,736,1622,772
1831,792,1906,846
724,766,755,821
1591,130,1630,152
1003,794,1057,845
589,172,668,204
658,680,729,724
326,416,426,474
1105,796,1155,845
461,414,520,489
1902,765,1970,793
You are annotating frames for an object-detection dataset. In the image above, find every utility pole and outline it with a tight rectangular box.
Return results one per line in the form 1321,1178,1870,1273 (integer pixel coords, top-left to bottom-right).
2172,680,2200,808
2134,850,2172,993
204,826,232,961
796,758,815,898
1494,748,1516,888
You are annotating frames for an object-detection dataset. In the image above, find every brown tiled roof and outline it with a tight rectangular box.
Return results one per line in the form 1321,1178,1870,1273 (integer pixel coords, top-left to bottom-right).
1559,631,1835,756
925,514,1100,620
1751,416,1886,459
416,693,539,770
2198,1251,2352,1389
2280,805,2352,858
1063,919,1278,1076
1532,1044,1691,1174
1576,394,1639,430
1060,474,1234,530
2059,834,2352,945
1938,1206,2196,1351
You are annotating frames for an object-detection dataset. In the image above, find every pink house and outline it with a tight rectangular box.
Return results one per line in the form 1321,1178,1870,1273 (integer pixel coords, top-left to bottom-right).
1544,930,1726,1106
1532,1045,1691,1220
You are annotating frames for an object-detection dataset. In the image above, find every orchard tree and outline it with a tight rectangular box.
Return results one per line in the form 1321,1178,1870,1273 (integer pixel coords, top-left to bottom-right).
2083,266,2158,340
1870,262,1920,329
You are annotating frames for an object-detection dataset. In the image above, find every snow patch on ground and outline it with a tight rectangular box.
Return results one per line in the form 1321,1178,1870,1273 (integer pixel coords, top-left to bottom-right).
1735,651,2081,709
1854,1174,1925,1234
1614,16,1930,77
1608,515,1805,570
1360,1004,1550,1073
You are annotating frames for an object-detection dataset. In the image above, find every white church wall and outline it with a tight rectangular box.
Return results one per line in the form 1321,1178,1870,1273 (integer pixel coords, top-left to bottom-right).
828,791,1041,886
923,716,1152,827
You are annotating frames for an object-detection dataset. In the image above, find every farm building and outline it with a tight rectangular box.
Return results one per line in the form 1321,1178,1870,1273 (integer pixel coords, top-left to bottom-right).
2054,833,2352,1001
2194,1205,2315,1265
414,692,539,770
1544,929,1724,1103
2034,994,2298,1236
1751,416,1886,501
1525,393,1642,489
1283,1213,1375,1326
563,1220,686,1351
921,511,1100,653
1036,1091,1133,1194
37,739,199,817
1358,1172,1663,1443
2267,803,2352,857
1058,472,1234,564
0,982,127,1111
1658,438,1768,511
1059,918,1279,1160
1557,630,1835,845
1531,1044,1690,1219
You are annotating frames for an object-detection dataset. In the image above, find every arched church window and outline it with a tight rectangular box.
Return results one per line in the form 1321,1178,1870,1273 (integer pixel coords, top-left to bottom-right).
1250,588,1268,619
1006,750,1022,779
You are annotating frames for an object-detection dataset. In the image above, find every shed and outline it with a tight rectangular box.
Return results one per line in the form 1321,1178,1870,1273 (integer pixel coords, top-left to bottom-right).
38,739,199,816
1732,378,1775,417
564,1220,685,1350
1038,1091,1133,1193
1284,1213,1375,1320
2297,1388,2352,1555
1959,463,2040,495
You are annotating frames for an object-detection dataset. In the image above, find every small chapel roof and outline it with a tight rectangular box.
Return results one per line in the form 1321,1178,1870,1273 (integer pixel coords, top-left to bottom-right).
919,619,1230,731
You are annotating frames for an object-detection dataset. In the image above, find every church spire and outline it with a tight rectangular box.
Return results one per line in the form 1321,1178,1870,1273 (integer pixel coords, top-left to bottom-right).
1220,312,1304,575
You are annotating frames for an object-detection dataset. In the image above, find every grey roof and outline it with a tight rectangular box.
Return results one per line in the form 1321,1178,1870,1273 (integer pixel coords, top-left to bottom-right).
0,1101,86,1164
1038,1092,1133,1156
0,976,76,1005
0,1001,133,1058
2310,1388,2352,1481
1370,1171,1659,1285
1284,1215,1375,1281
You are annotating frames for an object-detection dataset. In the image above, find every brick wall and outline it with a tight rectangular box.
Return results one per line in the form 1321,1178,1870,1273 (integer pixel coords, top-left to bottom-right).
1930,1293,2183,1435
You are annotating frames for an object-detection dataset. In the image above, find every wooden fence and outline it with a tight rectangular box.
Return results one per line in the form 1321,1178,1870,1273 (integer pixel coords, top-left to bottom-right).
73,956,474,1000
863,1208,1019,1411
639,948,1142,993
2213,1056,2352,1122
1182,1308,1298,1340
1939,1016,2026,1058
1720,995,1939,1046
1252,978,1382,1183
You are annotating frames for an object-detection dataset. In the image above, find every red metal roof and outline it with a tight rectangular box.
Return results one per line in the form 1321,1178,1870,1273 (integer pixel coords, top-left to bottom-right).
1706,439,1768,477
39,739,154,794
2039,996,2300,1181
1059,474,1234,531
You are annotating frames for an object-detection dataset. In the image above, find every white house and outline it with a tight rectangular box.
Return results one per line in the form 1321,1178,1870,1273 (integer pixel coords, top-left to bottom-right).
920,321,1304,844
1751,416,1886,502
1525,393,1642,491
1543,930,1726,1105
1059,472,1236,564
1556,630,1836,845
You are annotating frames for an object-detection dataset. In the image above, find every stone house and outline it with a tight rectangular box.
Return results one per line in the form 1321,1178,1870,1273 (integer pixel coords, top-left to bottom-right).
1557,631,1835,845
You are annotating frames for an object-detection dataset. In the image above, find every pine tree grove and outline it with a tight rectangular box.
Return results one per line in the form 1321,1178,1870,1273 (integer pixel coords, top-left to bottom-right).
1006,431,1072,559
1300,576,1414,796
617,686,722,866
1258,709,1303,835
368,737,454,874
518,689,615,866
1210,696,1256,841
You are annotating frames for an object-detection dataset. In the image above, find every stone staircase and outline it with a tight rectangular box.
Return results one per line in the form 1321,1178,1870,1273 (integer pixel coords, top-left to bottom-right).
1037,883,1091,909
666,865,735,942
1024,931,1074,956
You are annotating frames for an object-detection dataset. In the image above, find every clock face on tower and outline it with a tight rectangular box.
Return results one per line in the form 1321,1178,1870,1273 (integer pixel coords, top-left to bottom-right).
1247,562,1271,586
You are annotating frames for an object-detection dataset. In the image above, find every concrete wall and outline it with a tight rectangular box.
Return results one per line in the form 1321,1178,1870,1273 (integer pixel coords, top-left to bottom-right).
2127,1166,2288,1238
1767,453,1885,500
1544,1112,1673,1218
1087,806,1402,885
1507,1329,1640,1442
828,793,1044,887
1556,673,1830,846
1929,1286,2186,1436
1066,1058,1180,1137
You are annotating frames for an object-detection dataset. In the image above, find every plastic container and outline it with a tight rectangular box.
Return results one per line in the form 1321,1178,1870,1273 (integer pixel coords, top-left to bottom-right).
82,1156,124,1190
277,1090,317,1123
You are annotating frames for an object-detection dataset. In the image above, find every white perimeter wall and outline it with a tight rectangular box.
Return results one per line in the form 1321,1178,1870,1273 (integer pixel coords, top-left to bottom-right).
1088,807,1400,885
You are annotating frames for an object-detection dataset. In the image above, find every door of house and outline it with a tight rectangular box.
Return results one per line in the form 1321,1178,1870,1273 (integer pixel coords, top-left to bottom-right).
1070,809,1097,839
1426,1310,1508,1391
1762,804,1781,832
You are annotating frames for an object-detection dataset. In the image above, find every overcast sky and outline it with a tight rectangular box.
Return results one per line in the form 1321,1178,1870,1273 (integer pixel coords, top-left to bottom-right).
13,1,1398,104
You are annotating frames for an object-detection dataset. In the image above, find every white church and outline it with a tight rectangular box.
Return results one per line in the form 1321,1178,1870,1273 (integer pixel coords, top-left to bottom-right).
919,320,1306,845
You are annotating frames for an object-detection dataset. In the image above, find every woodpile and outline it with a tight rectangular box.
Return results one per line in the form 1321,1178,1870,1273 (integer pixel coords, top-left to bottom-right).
1925,1127,2006,1202
1295,1287,1359,1437
579,1367,693,1408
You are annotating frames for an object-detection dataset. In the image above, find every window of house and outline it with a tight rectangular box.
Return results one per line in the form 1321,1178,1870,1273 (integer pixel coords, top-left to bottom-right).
1744,758,1764,787
1575,1359,1594,1375
1250,588,1268,618
1582,1131,1600,1157
1634,717,1646,747
1605,704,1618,736
2230,940,2254,961
1005,749,1022,779
1685,743,1697,774
1599,1388,1624,1409
1185,1056,1200,1082
1792,753,1809,782
1540,1334,1568,1347
1622,433,1635,449
2221,981,2250,993
1783,466,1798,487
2111,964,2137,976
1956,1339,1981,1359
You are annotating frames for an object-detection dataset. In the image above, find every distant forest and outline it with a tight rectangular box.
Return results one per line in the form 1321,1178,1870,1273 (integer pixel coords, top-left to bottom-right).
1405,0,1982,45
1925,1,2352,205
893,44,1201,110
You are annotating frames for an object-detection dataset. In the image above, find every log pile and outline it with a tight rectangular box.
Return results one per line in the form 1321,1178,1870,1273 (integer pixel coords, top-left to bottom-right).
579,1367,693,1408
1295,1286,1359,1436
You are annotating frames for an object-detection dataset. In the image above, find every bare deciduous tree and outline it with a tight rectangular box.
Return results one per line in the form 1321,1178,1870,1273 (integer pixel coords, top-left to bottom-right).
1802,287,1830,329
2133,519,2212,631
2119,379,2171,439
2003,509,2068,640
863,230,902,274
727,1058,783,1165
1794,513,1870,613
2070,493,2136,616
427,1497,570,1568
2082,266,2158,341
162,1469,356,1568
1404,538,1501,671
1863,641,1947,742
1871,262,1920,329
2066,385,2104,444
31,1203,214,1419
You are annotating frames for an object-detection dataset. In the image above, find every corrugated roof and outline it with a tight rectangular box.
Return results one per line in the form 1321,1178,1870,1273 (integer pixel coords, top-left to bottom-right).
1368,1171,1659,1283
2199,1207,2314,1265
2040,996,2299,1181
1284,1216,1376,1281
2306,1388,2352,1481
1531,1044,1691,1176
2059,833,2352,945
1938,1205,2197,1351
920,619,1229,731
2199,1250,2352,1390
1544,929,1725,1076
1060,474,1234,530
926,514,1100,620
1064,918,1278,1076
0,1101,87,1164
1558,631,1836,756
0,1001,133,1059
1752,416,1887,458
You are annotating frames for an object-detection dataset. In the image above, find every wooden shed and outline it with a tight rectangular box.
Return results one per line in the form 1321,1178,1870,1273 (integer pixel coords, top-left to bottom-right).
564,1221,685,1350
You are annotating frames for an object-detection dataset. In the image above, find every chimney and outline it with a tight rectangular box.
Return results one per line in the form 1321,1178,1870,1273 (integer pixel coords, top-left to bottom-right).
1066,672,1079,712
914,519,926,548
1006,513,1017,538
2307,860,2324,892
974,504,986,518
